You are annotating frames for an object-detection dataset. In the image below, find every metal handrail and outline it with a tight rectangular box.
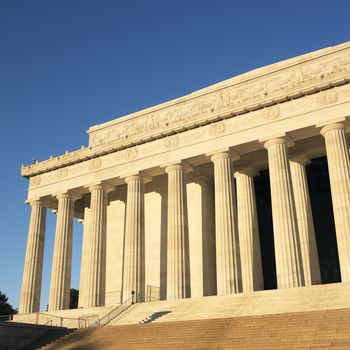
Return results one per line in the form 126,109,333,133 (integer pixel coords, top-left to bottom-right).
4,319,53,350
35,311,99,328
1,291,137,335
90,295,135,327
0,314,15,321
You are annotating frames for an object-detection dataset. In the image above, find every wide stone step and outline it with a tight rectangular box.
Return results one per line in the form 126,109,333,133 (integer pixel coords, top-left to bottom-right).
39,308,350,349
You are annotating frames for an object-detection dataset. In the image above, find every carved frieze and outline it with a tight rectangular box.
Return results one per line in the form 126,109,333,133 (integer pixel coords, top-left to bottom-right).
124,147,138,160
26,83,350,196
164,135,179,149
88,157,102,171
88,47,350,147
22,44,350,179
208,122,226,136
56,168,68,179
264,106,281,120
30,175,41,188
317,90,339,106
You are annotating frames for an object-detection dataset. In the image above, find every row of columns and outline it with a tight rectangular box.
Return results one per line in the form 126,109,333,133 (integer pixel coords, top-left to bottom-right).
19,122,350,314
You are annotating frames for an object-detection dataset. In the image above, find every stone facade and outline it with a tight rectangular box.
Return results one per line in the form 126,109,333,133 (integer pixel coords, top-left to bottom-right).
19,41,350,314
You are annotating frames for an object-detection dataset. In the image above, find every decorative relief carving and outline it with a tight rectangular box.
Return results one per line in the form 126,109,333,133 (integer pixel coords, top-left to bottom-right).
317,90,339,106
124,147,138,160
264,105,281,120
88,157,102,171
89,49,350,147
30,175,41,187
208,122,226,136
56,168,68,179
164,135,179,149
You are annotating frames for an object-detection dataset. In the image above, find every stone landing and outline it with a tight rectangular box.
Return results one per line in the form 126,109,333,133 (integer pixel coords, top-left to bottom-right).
12,304,117,328
112,282,350,325
12,282,350,328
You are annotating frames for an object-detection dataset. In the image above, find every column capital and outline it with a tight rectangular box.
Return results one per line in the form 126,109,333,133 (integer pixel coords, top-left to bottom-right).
316,117,349,131
262,135,294,150
320,122,347,137
162,161,193,174
124,173,152,184
51,191,81,202
234,167,259,178
25,198,43,206
86,181,115,193
289,154,311,166
207,148,240,162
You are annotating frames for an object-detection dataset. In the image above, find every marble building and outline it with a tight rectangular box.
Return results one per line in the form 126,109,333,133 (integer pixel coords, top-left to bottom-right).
18,41,350,315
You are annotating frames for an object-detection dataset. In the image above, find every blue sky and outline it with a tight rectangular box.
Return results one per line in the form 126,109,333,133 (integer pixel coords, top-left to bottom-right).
0,0,349,311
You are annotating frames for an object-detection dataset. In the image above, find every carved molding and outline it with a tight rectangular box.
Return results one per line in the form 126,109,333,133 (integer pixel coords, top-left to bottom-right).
22,45,350,178
30,175,41,187
124,147,138,160
164,135,179,149
88,157,102,171
264,105,281,120
89,47,350,146
317,90,339,107
56,168,68,179
208,122,226,136
27,83,350,194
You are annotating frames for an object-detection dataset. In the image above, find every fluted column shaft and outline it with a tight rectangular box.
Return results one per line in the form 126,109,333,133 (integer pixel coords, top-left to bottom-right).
48,193,74,311
290,155,321,286
166,164,191,300
85,184,108,307
321,122,350,281
264,138,304,289
234,168,263,292
19,200,46,314
211,152,241,294
122,175,145,302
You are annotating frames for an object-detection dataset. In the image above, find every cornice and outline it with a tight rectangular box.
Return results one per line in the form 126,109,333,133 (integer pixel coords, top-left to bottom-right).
21,41,350,178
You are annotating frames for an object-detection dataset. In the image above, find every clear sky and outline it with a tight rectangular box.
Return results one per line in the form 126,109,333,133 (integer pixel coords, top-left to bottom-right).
0,0,349,311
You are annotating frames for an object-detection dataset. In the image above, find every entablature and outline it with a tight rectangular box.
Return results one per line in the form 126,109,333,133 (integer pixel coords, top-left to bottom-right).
26,83,350,201
22,41,350,178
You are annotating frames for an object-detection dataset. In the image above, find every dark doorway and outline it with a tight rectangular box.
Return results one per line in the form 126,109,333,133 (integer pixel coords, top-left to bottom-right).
255,170,277,290
254,156,341,290
306,156,340,284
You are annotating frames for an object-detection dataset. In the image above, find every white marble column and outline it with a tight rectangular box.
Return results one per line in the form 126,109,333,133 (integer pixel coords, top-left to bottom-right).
320,122,350,282
122,174,146,303
48,193,75,311
264,138,304,289
290,155,321,286
165,163,191,300
210,151,241,294
234,168,264,293
19,200,46,314
85,184,110,308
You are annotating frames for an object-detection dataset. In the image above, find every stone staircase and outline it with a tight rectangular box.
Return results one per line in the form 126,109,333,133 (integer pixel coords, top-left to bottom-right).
39,308,350,349
110,282,350,326
104,303,139,326
34,283,350,348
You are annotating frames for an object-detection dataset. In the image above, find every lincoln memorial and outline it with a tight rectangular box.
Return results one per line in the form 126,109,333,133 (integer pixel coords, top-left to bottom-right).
17,41,350,319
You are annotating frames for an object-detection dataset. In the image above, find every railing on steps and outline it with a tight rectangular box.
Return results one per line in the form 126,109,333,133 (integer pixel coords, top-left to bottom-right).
0,314,15,322
89,295,135,327
1,319,53,350
0,292,138,349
